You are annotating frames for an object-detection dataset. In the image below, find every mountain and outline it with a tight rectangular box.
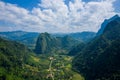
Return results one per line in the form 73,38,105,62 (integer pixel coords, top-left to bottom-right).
34,32,58,54
0,31,96,50
34,32,80,54
0,31,39,49
68,32,96,56
69,32,96,42
52,33,68,37
52,32,96,42
96,14,119,36
72,15,120,80
68,31,96,56
0,36,85,80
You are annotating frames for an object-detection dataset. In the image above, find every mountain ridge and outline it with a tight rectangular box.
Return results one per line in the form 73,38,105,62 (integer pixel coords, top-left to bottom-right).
72,15,120,80
34,32,81,54
97,14,119,36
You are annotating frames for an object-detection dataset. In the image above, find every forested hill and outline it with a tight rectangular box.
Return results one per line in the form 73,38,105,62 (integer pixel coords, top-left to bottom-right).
0,37,85,80
72,15,120,80
0,37,30,79
0,31,96,50
34,32,81,54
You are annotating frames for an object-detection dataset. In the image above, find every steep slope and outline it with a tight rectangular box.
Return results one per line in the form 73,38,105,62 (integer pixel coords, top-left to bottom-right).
0,37,56,80
61,35,79,49
97,14,119,36
72,15,120,80
68,43,85,56
34,33,80,54
0,37,30,79
34,32,57,54
68,32,96,56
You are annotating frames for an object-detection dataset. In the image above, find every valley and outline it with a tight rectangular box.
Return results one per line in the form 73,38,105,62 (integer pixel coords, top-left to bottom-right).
0,36,84,80
28,54,84,80
0,15,120,80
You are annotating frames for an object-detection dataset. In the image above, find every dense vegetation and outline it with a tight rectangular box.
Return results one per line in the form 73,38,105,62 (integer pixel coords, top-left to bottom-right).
0,37,30,80
0,31,96,50
34,32,81,54
69,32,96,42
68,43,85,56
73,16,120,80
0,15,120,80
0,37,84,80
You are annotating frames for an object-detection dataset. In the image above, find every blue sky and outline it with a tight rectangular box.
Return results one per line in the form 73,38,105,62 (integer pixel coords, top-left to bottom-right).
2,0,40,10
0,0,120,33
2,0,120,12
113,0,120,12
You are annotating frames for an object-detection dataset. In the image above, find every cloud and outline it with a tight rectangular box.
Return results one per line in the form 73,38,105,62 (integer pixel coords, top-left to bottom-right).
0,0,119,33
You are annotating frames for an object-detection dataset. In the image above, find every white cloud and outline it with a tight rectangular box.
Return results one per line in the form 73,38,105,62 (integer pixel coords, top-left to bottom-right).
0,0,119,33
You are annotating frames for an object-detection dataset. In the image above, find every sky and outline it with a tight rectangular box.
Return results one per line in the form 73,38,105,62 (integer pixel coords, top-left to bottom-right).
0,0,120,33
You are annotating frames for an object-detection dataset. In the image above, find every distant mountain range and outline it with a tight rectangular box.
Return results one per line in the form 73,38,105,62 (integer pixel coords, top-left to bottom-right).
0,14,120,80
52,32,96,42
0,31,39,49
0,31,96,49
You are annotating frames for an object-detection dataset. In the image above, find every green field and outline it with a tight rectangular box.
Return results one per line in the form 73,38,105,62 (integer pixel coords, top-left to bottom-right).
27,54,85,80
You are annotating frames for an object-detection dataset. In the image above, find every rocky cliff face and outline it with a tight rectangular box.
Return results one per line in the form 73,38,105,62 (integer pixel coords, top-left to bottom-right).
34,32,80,54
